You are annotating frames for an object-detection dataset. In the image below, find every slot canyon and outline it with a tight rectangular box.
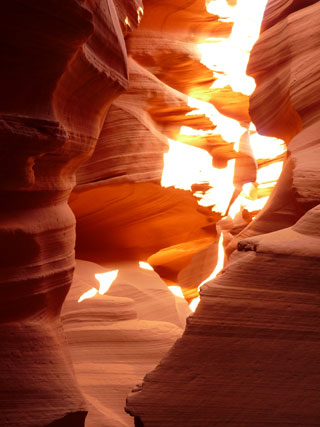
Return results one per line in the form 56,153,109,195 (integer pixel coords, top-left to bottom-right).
1,0,320,426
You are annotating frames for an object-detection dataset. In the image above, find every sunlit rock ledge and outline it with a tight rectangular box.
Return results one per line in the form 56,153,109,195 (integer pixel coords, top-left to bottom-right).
70,182,217,263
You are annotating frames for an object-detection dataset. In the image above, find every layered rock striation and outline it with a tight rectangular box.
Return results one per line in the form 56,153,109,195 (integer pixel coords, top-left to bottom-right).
0,1,135,425
70,0,234,288
62,260,190,426
126,1,320,424
227,0,320,252
5,0,320,425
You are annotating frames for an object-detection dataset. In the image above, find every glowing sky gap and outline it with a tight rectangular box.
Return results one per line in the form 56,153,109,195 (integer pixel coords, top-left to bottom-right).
163,0,281,311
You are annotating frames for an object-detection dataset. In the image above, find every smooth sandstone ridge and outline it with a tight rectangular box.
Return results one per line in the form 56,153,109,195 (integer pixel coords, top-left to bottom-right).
125,1,320,424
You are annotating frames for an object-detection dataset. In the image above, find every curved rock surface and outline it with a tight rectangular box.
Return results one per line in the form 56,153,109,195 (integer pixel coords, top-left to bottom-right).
62,260,189,426
228,0,320,253
71,0,240,287
6,0,318,425
126,205,320,425
249,1,320,206
70,182,216,262
126,0,320,424
0,0,132,425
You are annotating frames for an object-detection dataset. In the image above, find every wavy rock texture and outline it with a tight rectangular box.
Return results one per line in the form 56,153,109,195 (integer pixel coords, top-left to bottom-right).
72,0,274,293
228,0,320,253
126,0,320,424
249,0,320,207
0,1,134,425
62,260,189,426
70,182,217,263
127,206,320,425
71,0,235,287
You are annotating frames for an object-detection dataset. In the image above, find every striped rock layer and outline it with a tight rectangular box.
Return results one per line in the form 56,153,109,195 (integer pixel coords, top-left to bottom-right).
125,1,320,424
70,0,235,285
0,1,135,425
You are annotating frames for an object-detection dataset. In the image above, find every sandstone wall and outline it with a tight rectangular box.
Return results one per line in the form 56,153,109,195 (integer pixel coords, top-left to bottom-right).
0,1,134,425
125,1,320,424
69,0,233,290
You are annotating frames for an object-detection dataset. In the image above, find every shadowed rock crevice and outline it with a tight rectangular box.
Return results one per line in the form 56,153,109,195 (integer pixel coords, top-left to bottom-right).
45,411,88,427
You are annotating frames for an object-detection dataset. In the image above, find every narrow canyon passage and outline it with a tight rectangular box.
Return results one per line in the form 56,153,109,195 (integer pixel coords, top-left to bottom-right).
1,0,320,426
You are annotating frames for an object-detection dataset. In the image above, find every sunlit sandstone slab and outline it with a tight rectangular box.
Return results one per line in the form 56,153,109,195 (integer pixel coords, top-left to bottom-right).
0,0,131,424
127,32,216,96
135,0,233,40
75,56,215,187
148,236,219,300
209,85,251,123
70,182,216,262
238,204,320,257
226,158,304,257
126,206,320,425
62,259,186,427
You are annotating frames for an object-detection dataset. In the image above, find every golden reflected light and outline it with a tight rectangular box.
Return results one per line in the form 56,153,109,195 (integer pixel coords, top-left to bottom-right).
139,261,154,271
204,0,268,95
78,287,98,303
168,286,185,299
189,297,200,312
161,139,213,190
137,6,144,23
199,233,225,288
161,0,283,220
189,233,225,312
78,270,119,303
125,16,131,27
95,270,119,294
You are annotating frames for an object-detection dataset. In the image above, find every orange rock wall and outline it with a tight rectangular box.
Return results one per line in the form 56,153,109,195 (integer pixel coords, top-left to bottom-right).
125,1,320,424
0,1,133,425
70,0,232,278
4,0,320,425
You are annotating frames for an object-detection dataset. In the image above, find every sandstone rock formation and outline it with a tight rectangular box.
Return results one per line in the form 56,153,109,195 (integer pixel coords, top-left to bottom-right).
227,0,320,253
127,207,320,425
62,260,189,426
70,183,217,263
69,0,270,303
5,0,320,425
0,1,137,425
70,0,234,291
126,0,320,424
